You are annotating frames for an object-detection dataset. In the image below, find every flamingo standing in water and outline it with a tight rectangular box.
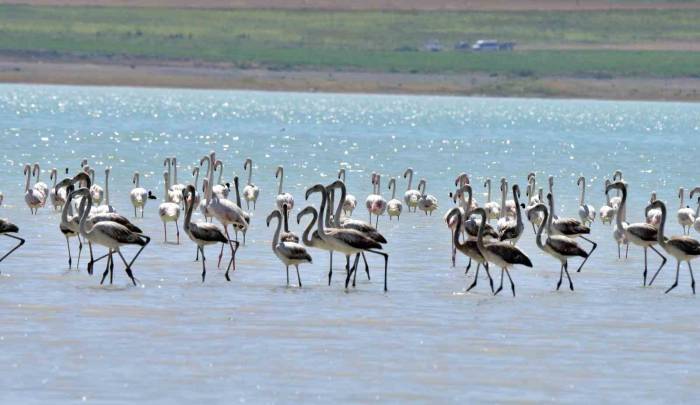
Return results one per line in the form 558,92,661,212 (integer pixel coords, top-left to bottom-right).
386,177,403,221
130,172,155,218
646,191,662,227
677,187,695,235
599,179,617,225
403,168,421,212
297,205,336,285
577,176,595,226
242,158,260,210
417,179,438,216
88,168,104,206
473,207,532,297
275,165,294,214
498,184,524,245
23,164,44,214
483,178,501,222
158,170,181,244
446,207,494,293
530,202,588,291
49,168,67,211
72,188,150,285
267,210,311,287
606,181,665,285
646,200,700,294
366,173,387,226
32,163,48,205
93,167,117,214
338,168,357,216
182,185,237,282
58,183,83,269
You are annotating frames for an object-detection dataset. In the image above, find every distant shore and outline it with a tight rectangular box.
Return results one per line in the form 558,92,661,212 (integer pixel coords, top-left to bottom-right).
1,56,699,102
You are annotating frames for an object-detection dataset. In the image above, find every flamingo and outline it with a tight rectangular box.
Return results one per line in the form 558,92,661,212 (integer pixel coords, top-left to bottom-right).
163,158,183,205
677,187,695,235
613,198,630,259
498,184,524,245
297,206,336,285
0,218,25,273
646,200,700,294
189,166,202,208
690,188,700,234
530,202,588,291
130,171,154,218
577,176,595,226
646,191,662,227
386,177,403,221
606,181,666,285
473,207,532,297
182,185,238,282
609,170,623,209
599,179,617,225
446,207,494,293
403,168,421,212
212,159,230,199
266,210,311,287
49,168,67,211
93,167,116,214
523,183,544,234
23,164,44,214
338,168,357,216
158,170,181,244
307,183,389,291
32,163,48,205
483,178,501,222
280,204,300,243
242,158,260,210
548,180,597,273
170,157,187,198
275,165,294,214
417,179,438,216
204,158,247,267
88,168,104,206
72,188,150,286
366,173,387,225
58,183,83,269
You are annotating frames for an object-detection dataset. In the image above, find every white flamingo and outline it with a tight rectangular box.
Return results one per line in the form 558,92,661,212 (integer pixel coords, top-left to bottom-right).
338,168,357,216
599,179,617,225
366,173,387,225
403,168,421,212
677,187,695,235
417,179,438,216
242,158,260,210
32,163,48,205
212,159,229,199
577,176,595,226
93,167,116,214
483,178,501,222
130,171,153,218
24,164,44,214
163,158,183,205
386,177,403,221
646,191,662,227
275,165,294,214
88,168,104,206
159,170,181,244
49,168,67,211
500,177,516,219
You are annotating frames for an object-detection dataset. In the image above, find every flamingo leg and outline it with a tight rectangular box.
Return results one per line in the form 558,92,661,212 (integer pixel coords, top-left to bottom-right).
648,246,668,286
100,252,111,284
557,263,564,291
365,249,388,292
109,250,114,285
224,240,239,282
88,251,110,276
295,265,302,287
218,225,228,268
465,258,472,275
361,252,370,280
175,221,180,245
689,261,696,294
328,252,333,286
564,261,574,291
576,236,596,273
643,248,648,286
345,254,361,289
116,250,138,286
483,263,495,293
504,268,516,297
163,222,167,243
65,235,73,269
665,261,680,294
494,268,505,295
200,246,207,282
625,243,629,259
77,235,83,270
465,262,481,292
285,265,290,286
617,242,621,259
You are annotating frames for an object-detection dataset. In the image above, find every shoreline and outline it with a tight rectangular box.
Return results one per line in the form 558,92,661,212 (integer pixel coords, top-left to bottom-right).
2,57,700,102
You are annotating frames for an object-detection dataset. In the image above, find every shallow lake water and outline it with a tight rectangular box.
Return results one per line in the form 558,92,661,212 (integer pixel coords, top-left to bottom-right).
1,84,699,403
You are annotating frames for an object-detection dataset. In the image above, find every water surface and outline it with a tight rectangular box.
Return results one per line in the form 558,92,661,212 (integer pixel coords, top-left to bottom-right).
1,85,699,403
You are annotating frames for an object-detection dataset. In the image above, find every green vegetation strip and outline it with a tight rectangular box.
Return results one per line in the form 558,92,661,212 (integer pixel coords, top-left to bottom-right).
1,5,699,77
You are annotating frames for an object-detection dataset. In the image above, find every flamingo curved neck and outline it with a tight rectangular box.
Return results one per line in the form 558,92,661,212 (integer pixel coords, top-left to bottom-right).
78,192,93,238
24,167,31,192
270,214,281,250
535,208,548,250
183,190,194,232
247,161,253,185
301,210,317,246
657,203,668,248
405,170,413,190
334,184,346,227
486,180,491,203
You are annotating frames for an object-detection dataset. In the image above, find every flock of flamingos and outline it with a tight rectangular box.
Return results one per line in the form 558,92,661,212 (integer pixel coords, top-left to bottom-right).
2,151,700,296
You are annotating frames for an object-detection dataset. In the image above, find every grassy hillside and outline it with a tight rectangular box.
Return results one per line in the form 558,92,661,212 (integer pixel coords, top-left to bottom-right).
1,5,700,77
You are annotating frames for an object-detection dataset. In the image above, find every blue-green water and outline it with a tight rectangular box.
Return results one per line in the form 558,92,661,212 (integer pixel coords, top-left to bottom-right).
1,84,699,403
